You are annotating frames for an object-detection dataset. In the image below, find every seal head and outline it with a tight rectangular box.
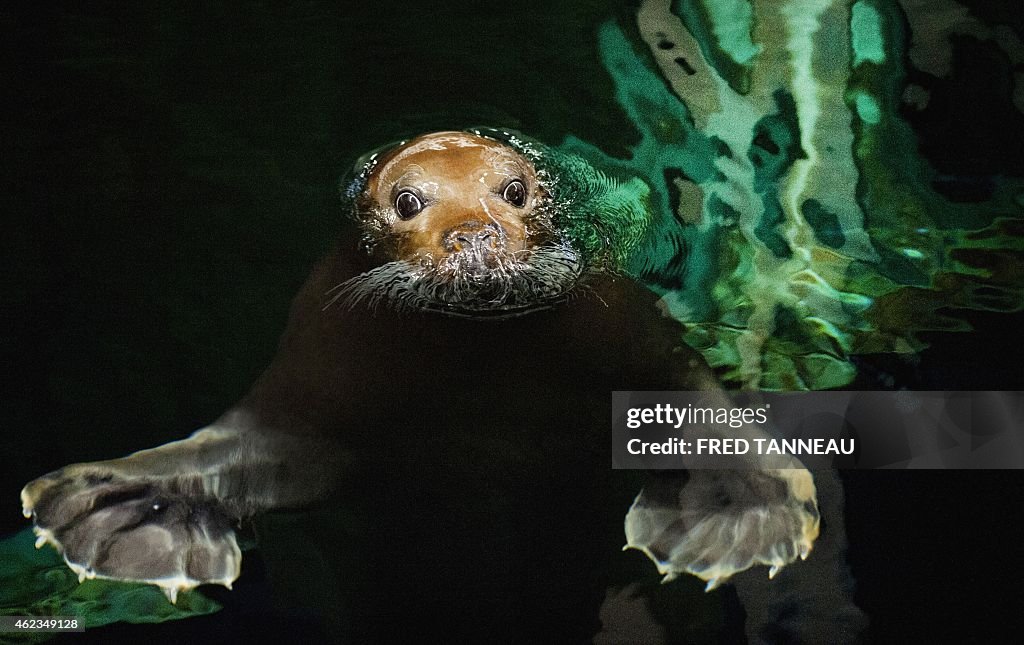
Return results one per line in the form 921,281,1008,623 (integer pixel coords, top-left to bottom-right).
337,131,586,317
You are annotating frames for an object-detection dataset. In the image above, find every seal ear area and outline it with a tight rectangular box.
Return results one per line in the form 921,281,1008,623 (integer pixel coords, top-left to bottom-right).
339,136,415,220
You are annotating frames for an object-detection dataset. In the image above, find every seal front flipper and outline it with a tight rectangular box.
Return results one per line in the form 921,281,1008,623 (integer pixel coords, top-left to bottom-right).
624,468,820,590
632,335,822,590
20,424,338,602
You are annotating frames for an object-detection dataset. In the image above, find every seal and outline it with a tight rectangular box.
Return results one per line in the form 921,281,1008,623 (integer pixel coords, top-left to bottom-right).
335,131,584,317
20,130,822,641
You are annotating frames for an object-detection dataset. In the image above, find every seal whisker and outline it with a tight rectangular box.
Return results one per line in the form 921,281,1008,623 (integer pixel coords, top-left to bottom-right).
324,281,348,296
326,241,584,317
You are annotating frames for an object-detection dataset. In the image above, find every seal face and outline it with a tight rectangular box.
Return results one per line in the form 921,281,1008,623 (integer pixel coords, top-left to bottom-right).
337,131,585,317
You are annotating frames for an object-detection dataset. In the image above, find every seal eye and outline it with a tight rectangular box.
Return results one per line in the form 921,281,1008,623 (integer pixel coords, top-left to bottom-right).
394,190,423,220
502,180,527,208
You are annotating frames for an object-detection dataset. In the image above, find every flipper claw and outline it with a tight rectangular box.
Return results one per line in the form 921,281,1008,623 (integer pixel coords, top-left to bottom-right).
21,486,36,519
163,586,179,605
32,527,56,550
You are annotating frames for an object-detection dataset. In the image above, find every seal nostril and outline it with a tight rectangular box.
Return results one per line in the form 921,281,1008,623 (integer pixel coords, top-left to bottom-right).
444,222,505,253
479,231,498,250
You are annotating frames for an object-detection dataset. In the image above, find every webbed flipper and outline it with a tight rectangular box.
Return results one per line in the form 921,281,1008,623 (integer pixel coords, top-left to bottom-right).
21,417,341,604
624,469,819,590
21,461,242,604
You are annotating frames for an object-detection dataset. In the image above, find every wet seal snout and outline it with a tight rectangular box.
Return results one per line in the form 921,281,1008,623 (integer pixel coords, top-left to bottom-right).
443,221,505,272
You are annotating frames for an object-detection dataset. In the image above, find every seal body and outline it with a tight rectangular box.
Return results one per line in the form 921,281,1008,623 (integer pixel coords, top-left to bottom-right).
21,131,829,642
253,249,704,642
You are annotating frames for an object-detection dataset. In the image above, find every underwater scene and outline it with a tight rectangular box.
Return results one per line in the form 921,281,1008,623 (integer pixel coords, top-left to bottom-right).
2,0,1023,643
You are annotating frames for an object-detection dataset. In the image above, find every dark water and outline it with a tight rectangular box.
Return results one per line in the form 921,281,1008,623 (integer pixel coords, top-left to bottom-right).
2,1,1024,643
